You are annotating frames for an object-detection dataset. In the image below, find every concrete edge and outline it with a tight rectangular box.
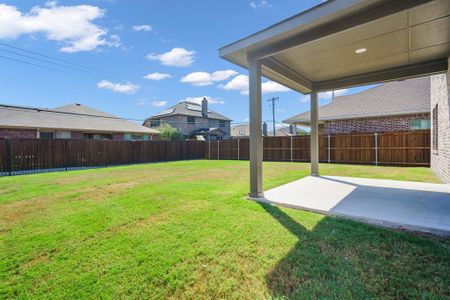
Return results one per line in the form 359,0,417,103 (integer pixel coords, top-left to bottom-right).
246,197,450,238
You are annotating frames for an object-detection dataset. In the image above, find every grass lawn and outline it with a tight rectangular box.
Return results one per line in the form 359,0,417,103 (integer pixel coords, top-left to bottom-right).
0,160,448,299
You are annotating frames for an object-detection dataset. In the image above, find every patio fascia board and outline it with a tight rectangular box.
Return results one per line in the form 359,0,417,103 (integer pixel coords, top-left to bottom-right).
314,59,448,92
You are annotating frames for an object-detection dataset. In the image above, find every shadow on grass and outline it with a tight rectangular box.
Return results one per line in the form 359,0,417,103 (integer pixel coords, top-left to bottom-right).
259,203,450,299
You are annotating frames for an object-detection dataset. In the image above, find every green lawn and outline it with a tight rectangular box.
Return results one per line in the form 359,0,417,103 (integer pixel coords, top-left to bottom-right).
0,161,448,299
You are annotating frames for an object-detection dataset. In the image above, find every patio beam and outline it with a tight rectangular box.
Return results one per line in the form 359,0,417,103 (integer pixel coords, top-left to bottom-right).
314,59,448,92
248,56,264,198
249,0,433,60
260,58,314,92
310,91,319,176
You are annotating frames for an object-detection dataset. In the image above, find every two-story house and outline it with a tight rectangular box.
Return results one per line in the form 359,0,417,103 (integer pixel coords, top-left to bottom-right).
143,98,232,140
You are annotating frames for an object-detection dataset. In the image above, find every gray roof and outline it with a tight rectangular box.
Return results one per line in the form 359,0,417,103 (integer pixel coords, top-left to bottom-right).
146,101,232,121
0,103,159,134
284,77,431,124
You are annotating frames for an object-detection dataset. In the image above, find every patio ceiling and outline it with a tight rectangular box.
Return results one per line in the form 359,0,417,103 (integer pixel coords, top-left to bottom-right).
219,0,450,93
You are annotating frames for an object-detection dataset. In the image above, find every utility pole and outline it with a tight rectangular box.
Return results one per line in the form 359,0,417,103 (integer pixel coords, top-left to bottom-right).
267,96,279,136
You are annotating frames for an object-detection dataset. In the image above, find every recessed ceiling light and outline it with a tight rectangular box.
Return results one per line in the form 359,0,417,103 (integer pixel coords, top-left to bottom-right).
355,48,367,54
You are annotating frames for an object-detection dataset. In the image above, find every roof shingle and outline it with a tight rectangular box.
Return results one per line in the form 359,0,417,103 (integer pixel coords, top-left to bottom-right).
284,77,431,124
0,103,159,134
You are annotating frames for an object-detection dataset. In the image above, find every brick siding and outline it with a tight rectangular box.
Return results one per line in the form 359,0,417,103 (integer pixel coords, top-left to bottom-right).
0,128,37,138
113,133,124,140
319,113,430,134
431,72,450,184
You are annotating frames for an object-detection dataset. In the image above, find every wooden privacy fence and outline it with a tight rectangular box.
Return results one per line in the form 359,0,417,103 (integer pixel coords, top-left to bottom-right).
205,130,431,166
0,130,430,176
0,139,204,176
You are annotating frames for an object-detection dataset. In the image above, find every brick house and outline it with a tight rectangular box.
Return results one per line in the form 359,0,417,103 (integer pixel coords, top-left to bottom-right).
284,77,431,134
0,103,159,140
144,98,231,140
430,66,450,184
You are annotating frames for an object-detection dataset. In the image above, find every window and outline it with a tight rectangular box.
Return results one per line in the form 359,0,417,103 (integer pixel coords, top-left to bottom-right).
432,104,439,152
83,133,112,140
239,130,245,136
187,116,195,125
55,131,71,139
410,119,431,130
40,132,54,139
219,120,225,128
150,119,160,127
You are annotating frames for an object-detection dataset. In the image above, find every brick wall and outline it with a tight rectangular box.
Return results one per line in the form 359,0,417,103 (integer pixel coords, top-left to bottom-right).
70,131,83,139
0,128,37,138
431,72,450,184
113,133,124,141
319,113,430,134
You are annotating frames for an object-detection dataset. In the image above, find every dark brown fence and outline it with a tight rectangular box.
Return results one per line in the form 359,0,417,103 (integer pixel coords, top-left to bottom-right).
0,130,430,176
0,139,204,176
204,130,431,166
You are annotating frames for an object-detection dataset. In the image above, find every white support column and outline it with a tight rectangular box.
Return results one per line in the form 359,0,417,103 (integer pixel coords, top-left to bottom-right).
310,91,319,176
248,56,263,198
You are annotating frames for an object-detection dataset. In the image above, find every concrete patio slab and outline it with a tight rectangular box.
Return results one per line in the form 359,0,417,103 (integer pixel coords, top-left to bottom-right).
262,176,450,236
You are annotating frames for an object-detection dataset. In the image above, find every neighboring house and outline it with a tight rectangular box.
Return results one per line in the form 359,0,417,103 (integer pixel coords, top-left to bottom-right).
144,98,232,140
284,77,431,134
431,70,450,184
231,124,250,138
0,103,159,140
231,123,308,138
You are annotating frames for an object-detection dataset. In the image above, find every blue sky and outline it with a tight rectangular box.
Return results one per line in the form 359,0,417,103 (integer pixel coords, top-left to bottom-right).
0,0,373,126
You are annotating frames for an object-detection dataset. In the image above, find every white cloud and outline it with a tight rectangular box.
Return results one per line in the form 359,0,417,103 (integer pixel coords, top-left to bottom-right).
132,24,152,32
182,96,225,105
300,95,309,103
298,89,348,103
220,75,290,95
97,80,139,93
151,100,168,107
180,70,237,86
250,1,272,9
319,89,348,99
107,34,121,48
146,48,195,67
143,72,172,81
0,3,119,52
137,99,146,106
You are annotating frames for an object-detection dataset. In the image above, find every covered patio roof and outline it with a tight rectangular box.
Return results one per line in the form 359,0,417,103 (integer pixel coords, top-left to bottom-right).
219,0,450,198
220,0,449,93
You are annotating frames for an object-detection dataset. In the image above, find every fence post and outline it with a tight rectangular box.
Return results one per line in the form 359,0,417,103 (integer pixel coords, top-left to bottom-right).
290,135,293,162
65,139,69,171
208,139,211,160
5,139,12,176
237,139,240,161
328,134,331,163
374,132,378,166
217,140,220,160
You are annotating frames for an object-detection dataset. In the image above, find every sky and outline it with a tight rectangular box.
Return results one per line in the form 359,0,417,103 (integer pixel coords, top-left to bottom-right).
0,0,374,127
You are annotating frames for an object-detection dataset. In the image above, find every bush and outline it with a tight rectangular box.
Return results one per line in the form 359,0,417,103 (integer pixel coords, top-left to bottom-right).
156,124,184,141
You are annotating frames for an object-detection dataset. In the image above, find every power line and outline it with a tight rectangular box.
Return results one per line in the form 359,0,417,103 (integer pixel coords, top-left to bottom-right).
0,48,104,76
0,42,108,74
0,55,100,80
267,96,279,136
0,104,255,125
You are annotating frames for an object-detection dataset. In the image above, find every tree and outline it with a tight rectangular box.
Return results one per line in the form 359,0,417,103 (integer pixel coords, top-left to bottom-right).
156,124,184,141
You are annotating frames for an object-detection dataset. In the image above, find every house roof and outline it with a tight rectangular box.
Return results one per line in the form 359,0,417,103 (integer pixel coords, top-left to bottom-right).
284,76,431,125
0,103,159,134
146,101,232,121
